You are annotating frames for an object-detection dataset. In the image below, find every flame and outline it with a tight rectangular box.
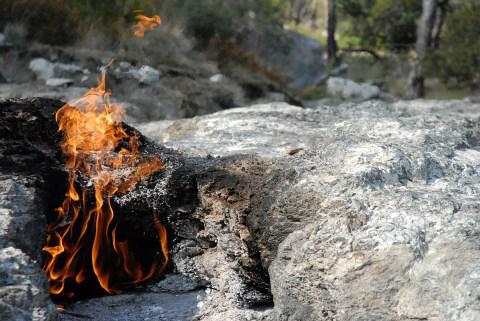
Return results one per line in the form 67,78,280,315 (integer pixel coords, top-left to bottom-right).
132,14,161,38
43,66,168,297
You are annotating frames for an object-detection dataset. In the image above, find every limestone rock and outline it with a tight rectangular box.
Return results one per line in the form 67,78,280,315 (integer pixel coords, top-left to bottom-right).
29,58,55,81
29,58,88,83
233,21,325,92
3,98,480,321
140,100,480,321
327,77,381,100
45,78,73,87
131,65,161,85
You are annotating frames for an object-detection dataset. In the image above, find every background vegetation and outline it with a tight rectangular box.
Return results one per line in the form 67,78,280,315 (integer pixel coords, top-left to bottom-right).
0,0,478,96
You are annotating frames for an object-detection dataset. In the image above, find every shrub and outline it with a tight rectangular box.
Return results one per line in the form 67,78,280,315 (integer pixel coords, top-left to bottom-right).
426,4,480,87
338,0,421,50
0,0,158,45
0,0,79,45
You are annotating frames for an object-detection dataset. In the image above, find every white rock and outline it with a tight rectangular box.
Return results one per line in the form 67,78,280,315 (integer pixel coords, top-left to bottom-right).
132,65,161,85
54,62,84,74
119,61,133,71
327,77,380,100
29,58,55,81
45,78,74,87
209,74,225,83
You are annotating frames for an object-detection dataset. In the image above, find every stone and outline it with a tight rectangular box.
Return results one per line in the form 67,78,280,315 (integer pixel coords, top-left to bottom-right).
3,98,480,321
29,58,55,81
29,58,88,83
209,74,225,83
45,78,73,87
132,65,161,85
140,100,480,321
327,77,381,100
0,98,271,321
233,21,325,92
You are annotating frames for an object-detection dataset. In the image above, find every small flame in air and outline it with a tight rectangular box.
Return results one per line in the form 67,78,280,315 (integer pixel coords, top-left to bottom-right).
43,65,167,298
132,14,161,38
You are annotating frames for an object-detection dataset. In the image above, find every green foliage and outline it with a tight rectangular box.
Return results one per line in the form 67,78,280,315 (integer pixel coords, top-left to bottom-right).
426,4,480,87
0,0,288,45
0,0,159,44
0,0,79,45
158,0,288,43
338,0,421,50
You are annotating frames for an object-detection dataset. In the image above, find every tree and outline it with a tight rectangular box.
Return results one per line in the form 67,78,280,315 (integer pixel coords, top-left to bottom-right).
431,0,450,48
408,0,438,98
327,0,338,64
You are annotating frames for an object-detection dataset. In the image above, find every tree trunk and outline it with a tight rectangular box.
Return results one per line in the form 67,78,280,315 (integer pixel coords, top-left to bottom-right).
327,0,337,64
310,0,319,28
432,0,449,48
408,0,438,98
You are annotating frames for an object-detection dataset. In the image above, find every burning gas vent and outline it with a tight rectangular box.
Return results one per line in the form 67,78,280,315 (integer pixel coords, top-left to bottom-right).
42,66,168,300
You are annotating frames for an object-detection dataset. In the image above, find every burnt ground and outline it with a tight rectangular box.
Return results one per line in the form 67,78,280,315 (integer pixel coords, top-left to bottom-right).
0,98,274,319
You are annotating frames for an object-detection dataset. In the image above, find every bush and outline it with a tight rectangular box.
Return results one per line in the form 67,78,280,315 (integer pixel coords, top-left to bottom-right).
426,4,480,87
0,0,79,45
158,0,288,43
339,0,421,50
0,0,158,45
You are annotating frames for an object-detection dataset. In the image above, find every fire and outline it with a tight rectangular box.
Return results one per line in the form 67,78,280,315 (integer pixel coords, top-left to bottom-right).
43,66,168,298
132,14,161,38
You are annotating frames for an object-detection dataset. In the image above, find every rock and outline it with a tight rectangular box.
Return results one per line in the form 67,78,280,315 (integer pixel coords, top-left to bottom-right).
0,247,54,321
139,100,480,321
327,77,381,100
131,65,161,85
29,58,88,83
45,78,73,87
4,98,480,321
0,98,271,321
56,290,205,321
232,21,325,92
29,58,55,81
209,74,225,83
0,33,5,46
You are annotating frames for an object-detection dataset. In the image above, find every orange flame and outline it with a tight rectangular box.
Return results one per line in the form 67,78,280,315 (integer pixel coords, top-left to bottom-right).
132,14,161,38
43,66,168,297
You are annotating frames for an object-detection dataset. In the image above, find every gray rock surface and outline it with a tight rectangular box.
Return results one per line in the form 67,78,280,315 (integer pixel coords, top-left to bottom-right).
28,58,89,84
139,100,480,321
131,65,162,85
233,21,325,92
56,290,205,321
45,78,74,87
0,176,55,321
3,98,480,321
327,77,381,100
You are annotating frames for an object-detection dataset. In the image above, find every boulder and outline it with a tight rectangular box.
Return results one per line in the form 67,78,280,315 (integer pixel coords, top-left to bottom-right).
29,58,55,81
45,78,73,87
0,98,271,321
232,21,325,92
139,100,480,321
29,58,88,83
131,65,161,85
327,77,381,100
3,98,480,321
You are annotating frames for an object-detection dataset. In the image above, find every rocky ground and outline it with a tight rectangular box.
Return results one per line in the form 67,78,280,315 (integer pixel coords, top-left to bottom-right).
0,20,323,124
1,97,480,321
